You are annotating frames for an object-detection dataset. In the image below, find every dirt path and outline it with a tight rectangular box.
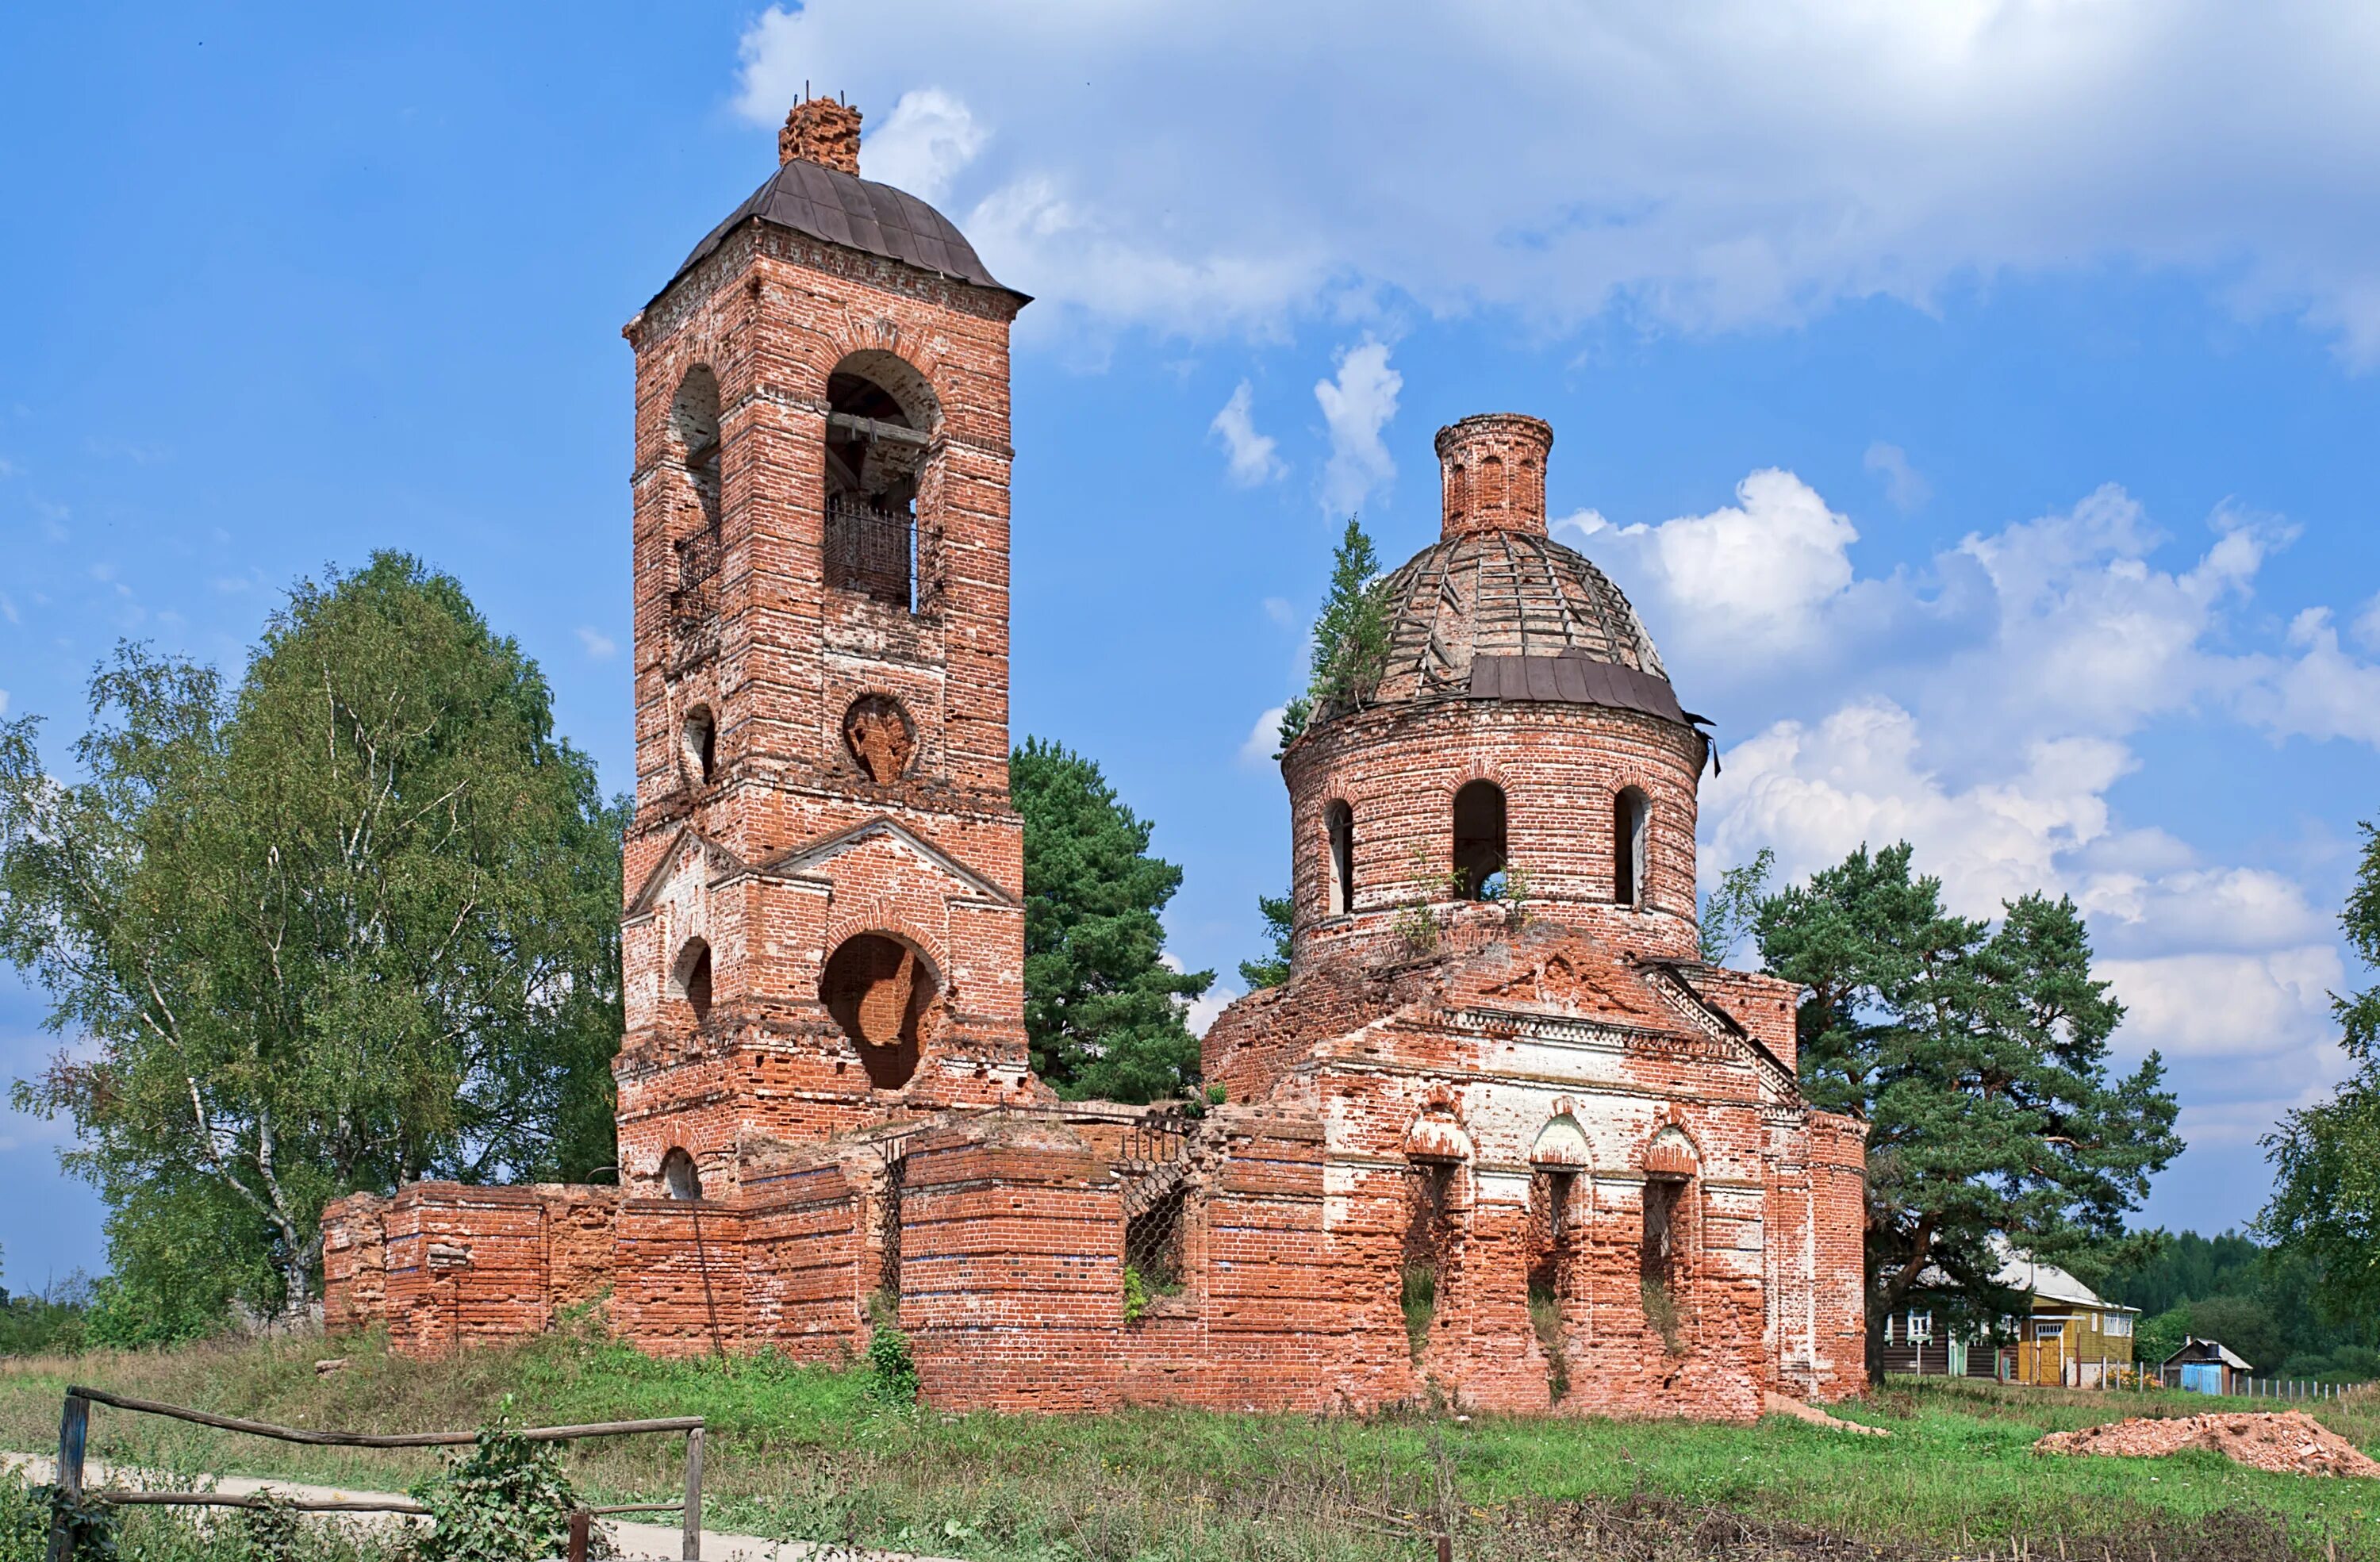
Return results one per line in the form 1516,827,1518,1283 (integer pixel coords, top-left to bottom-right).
4,1452,954,1561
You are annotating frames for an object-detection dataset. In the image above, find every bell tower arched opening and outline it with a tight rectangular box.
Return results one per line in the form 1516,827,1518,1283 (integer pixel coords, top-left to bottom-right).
1453,781,1507,900
823,351,939,612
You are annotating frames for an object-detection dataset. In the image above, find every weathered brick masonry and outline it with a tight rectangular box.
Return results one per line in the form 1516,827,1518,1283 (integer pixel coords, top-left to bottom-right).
323,97,1868,1416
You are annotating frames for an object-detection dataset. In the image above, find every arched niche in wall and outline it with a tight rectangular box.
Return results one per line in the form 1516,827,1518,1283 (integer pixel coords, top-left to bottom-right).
672,938,714,1025
660,1146,702,1202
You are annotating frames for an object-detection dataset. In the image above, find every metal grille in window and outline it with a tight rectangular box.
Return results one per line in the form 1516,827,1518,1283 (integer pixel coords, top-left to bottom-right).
826,493,915,611
1116,1109,1190,1304
671,522,723,666
876,1134,915,1302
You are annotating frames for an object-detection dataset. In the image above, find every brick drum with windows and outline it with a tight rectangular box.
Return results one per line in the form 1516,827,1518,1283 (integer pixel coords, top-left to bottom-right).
323,98,1868,1417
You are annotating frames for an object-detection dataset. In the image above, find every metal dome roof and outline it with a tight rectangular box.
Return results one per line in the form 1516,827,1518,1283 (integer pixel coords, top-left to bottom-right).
657,159,1022,305
1364,528,1687,725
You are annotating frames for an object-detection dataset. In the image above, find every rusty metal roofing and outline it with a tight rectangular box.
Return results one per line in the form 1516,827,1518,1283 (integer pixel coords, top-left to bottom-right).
660,159,1019,302
1365,530,1680,719
1468,654,1685,723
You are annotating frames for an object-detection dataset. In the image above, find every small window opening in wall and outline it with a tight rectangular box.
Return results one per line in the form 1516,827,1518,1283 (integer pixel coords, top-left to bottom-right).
1527,1170,1576,1401
824,355,935,612
1324,800,1355,915
661,1147,702,1202
674,938,713,1025
1123,1184,1188,1318
1452,781,1507,900
1401,1165,1453,1362
1614,786,1651,908
1641,1176,1687,1353
682,706,716,785
821,933,934,1089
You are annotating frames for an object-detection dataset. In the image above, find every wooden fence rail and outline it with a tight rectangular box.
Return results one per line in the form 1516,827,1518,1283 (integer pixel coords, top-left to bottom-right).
46,1384,705,1562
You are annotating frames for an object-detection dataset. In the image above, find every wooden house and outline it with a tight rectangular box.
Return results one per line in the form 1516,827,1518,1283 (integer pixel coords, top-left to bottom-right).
2160,1337,2253,1395
1881,1246,2139,1386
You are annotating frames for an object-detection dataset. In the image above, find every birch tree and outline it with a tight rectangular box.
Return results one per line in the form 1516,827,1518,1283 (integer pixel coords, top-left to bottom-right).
0,554,623,1329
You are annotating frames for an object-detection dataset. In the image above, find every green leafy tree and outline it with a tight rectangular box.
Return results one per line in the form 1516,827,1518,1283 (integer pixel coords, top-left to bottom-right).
1013,738,1213,1102
1756,842,2182,1381
2261,822,2380,1322
1698,848,1774,965
0,553,624,1322
1304,516,1392,723
1239,892,1295,989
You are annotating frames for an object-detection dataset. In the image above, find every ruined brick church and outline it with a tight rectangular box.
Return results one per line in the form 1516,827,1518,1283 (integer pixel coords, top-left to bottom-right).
324,98,1868,1418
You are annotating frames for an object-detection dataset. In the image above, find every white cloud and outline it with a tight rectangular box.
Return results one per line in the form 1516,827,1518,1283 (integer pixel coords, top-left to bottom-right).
1209,381,1284,485
1261,596,1296,627
1186,982,1242,1038
734,3,2380,359
576,626,619,661
2235,607,2380,746
1238,704,1288,767
1864,441,1930,512
1315,340,1400,516
1564,468,1859,660
860,87,986,204
0,595,16,625
2352,593,2380,654
2099,948,2344,1061
0,690,9,716
0,457,17,479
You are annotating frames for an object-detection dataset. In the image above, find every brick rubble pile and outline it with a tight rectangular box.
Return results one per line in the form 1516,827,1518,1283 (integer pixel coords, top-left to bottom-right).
2035,1411,2380,1477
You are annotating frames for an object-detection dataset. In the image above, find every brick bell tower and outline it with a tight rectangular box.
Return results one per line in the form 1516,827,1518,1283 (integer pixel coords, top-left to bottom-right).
614,98,1040,1203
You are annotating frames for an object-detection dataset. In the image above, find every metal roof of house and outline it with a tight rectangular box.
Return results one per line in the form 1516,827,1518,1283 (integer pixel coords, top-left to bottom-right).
2163,1336,2255,1371
1990,1243,2141,1314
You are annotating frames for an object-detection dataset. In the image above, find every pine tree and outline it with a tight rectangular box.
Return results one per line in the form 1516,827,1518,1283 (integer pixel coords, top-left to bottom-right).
1306,516,1391,719
1238,892,1295,989
1756,842,2182,1382
1012,739,1214,1102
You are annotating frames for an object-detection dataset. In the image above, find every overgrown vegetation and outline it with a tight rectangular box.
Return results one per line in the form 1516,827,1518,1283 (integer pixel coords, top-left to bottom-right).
2104,1230,2380,1383
1238,890,1294,989
4,1334,2378,1560
409,1410,585,1562
1399,1264,1436,1361
1273,516,1393,757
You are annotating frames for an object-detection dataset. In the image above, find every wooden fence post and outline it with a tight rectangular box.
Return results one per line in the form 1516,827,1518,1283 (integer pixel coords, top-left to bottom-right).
682,1426,704,1561
46,1391,88,1562
567,1507,590,1562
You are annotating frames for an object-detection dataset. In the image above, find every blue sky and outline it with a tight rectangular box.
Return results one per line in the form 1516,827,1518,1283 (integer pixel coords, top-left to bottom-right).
4,2,2378,1288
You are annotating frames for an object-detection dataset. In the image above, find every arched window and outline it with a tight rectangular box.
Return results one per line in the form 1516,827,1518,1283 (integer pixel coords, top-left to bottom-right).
670,367,722,530
820,933,935,1090
673,938,713,1024
682,705,716,786
1324,800,1355,915
660,1147,702,1202
823,351,939,612
1614,787,1651,909
1452,781,1507,900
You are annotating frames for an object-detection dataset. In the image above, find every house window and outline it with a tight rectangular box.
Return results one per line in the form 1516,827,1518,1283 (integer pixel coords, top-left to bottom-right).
1452,781,1507,900
1614,786,1650,908
1906,1311,1933,1344
1325,800,1354,915
2033,1318,2067,1340
2104,1312,2134,1338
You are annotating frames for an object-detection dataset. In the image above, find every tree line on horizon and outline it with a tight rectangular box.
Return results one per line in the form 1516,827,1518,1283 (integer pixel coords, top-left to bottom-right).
0,538,2374,1380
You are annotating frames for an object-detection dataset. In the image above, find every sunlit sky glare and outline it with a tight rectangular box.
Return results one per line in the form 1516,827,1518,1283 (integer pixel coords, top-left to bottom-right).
3,2,2378,1285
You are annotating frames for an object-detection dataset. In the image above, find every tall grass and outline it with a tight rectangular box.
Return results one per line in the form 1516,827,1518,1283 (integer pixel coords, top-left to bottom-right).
2,1330,2377,1561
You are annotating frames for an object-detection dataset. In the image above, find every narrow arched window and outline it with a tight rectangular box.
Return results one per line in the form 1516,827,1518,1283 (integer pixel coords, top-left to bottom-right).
1325,800,1355,915
1452,781,1507,900
682,705,716,785
670,367,722,531
1614,786,1650,909
661,1147,702,1202
674,938,713,1024
824,351,939,612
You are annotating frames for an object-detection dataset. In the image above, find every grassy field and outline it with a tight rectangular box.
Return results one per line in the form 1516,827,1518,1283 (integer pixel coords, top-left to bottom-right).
1,1326,2375,1561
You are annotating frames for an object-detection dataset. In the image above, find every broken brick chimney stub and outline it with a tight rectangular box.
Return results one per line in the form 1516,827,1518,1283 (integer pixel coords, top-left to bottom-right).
1437,413,1554,540
781,97,862,175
